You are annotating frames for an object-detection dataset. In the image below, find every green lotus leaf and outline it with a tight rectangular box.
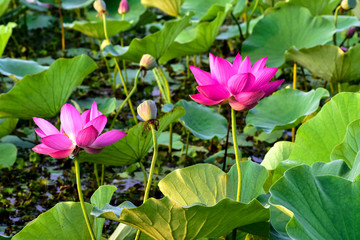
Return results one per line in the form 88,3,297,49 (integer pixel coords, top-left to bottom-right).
103,14,192,62
159,4,231,63
289,92,360,164
0,0,10,17
0,118,18,138
109,223,137,240
0,55,97,119
78,107,185,166
270,164,360,240
285,44,360,84
141,0,184,17
64,20,131,39
0,22,16,57
323,15,360,32
38,0,93,9
242,5,335,67
261,141,294,171
180,0,234,19
92,197,269,240
0,59,48,80
246,88,329,134
0,143,17,168
276,0,340,15
12,202,94,240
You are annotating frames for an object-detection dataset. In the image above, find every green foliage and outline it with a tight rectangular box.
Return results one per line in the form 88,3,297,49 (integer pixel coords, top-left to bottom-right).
246,88,329,133
261,141,294,171
0,55,97,119
0,143,17,168
0,59,48,80
141,0,184,17
0,22,16,57
277,0,340,15
0,118,18,138
0,0,10,17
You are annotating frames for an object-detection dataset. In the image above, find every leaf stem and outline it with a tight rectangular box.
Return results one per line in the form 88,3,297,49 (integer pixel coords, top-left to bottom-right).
102,14,110,42
333,5,341,45
57,0,65,57
74,158,95,240
292,62,297,142
94,163,100,187
231,108,241,202
222,107,231,171
246,0,260,37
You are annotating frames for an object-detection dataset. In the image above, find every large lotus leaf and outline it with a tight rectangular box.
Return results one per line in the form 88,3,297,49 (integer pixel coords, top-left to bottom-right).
12,202,94,240
246,88,329,134
163,100,228,140
261,141,294,171
103,14,192,62
0,55,97,119
78,107,185,166
242,5,335,68
0,59,48,80
141,0,184,17
0,118,18,138
159,161,268,204
277,0,340,15
270,164,360,240
180,0,234,19
353,0,360,19
285,44,360,84
289,92,360,164
92,197,269,240
109,223,137,240
323,15,360,32
0,143,17,168
38,0,93,9
331,119,360,167
159,4,230,64
0,22,16,57
64,20,131,39
90,185,117,240
0,0,10,17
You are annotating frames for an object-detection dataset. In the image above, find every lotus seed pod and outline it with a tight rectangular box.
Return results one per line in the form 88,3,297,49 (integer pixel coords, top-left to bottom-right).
93,0,106,14
341,0,351,10
118,0,129,14
139,54,156,70
100,40,111,51
137,100,157,121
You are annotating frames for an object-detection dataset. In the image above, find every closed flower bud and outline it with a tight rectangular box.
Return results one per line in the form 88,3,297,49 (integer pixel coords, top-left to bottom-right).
137,100,157,121
118,0,129,14
139,54,156,70
93,0,106,14
100,40,110,51
346,27,356,38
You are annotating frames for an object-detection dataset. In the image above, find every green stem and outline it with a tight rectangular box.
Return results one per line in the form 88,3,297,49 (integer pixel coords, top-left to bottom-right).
186,55,190,79
101,164,105,185
231,108,241,202
94,163,100,187
157,66,171,104
74,158,96,240
102,14,110,42
246,0,260,37
333,5,341,45
135,124,158,240
109,69,141,130
57,0,65,57
139,162,148,187
230,12,244,41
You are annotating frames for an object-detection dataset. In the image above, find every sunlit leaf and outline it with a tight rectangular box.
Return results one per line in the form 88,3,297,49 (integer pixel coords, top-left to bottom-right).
0,22,16,57
141,0,184,17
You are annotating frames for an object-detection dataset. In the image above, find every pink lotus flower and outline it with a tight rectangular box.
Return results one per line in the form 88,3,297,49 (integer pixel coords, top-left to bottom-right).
190,53,284,111
32,102,126,159
118,0,129,14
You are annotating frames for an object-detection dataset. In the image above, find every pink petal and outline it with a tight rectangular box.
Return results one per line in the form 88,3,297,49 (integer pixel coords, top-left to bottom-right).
76,126,99,147
213,57,233,85
234,91,265,106
84,147,104,154
49,149,74,159
227,73,256,95
60,104,82,141
238,56,252,74
229,98,258,111
34,129,46,138
41,134,74,150
33,117,59,136
197,84,230,101
90,101,102,121
232,53,243,70
90,130,127,147
84,115,107,135
251,57,268,73
252,68,278,88
189,66,217,86
81,110,91,126
190,94,223,105
33,143,58,155
262,80,284,96
209,53,216,79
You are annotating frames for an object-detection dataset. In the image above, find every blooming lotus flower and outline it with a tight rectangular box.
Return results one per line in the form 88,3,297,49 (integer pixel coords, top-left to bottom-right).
190,53,284,111
118,0,129,14
32,102,126,159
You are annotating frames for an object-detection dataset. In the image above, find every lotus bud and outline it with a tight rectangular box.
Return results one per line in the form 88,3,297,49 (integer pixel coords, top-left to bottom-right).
139,54,156,70
118,0,129,14
100,39,111,51
341,0,352,10
346,27,356,38
137,100,157,122
93,0,106,15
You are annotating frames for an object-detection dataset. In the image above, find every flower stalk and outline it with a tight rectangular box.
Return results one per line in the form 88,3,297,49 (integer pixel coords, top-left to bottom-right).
231,108,242,202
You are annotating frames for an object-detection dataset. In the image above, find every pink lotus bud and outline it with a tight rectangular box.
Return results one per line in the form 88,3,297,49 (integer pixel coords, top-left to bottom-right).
93,0,106,14
118,0,129,14
139,54,156,70
346,27,356,38
137,100,157,121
